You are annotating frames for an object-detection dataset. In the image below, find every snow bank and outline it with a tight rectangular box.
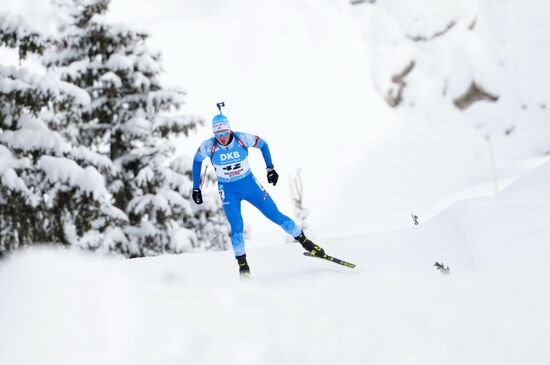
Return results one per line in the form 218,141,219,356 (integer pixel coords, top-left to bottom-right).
1,157,549,365
450,158,550,266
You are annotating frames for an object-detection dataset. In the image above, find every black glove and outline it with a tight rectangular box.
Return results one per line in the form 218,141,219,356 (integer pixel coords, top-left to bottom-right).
267,166,279,186
192,188,203,204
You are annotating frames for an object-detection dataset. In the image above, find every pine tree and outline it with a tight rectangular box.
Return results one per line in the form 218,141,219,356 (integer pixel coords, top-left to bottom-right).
43,0,229,256
0,12,128,256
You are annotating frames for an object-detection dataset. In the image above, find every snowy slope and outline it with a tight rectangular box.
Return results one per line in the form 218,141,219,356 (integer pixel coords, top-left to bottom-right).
1,160,549,365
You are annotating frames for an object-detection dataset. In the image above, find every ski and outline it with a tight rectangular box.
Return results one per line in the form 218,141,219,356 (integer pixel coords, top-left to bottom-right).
303,252,356,269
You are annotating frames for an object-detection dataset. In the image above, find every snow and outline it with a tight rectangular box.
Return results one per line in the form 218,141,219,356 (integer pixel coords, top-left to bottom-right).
0,116,71,155
127,193,170,215
102,0,550,240
77,227,133,255
100,204,129,223
71,146,117,172
0,144,31,172
154,114,200,133
2,0,550,362
169,224,196,252
131,71,150,91
0,64,91,106
0,145,39,203
1,159,550,364
125,220,158,240
134,48,163,74
50,58,90,80
122,116,151,137
0,11,41,40
135,165,154,185
41,72,92,105
37,156,110,199
159,188,193,214
100,71,123,88
0,166,32,196
106,53,133,72
148,89,186,108
6,0,548,239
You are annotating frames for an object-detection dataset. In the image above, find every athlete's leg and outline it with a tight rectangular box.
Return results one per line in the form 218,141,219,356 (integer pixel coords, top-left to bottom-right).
243,175,326,256
219,185,246,257
244,176,302,237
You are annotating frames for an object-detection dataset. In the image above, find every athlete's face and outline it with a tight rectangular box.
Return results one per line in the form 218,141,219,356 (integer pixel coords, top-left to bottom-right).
215,130,231,146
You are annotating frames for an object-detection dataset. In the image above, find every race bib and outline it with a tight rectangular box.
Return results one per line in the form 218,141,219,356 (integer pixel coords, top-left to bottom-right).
214,158,251,181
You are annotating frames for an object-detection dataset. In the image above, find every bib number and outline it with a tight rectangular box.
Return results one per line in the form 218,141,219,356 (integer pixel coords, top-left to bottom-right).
214,159,250,181
222,163,242,172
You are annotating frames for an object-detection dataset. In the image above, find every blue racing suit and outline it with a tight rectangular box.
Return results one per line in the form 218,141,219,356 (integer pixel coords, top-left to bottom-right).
193,131,301,256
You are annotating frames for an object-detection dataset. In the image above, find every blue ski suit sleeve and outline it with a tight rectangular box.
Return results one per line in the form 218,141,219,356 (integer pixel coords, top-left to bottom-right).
192,138,215,189
192,159,202,189
260,142,273,168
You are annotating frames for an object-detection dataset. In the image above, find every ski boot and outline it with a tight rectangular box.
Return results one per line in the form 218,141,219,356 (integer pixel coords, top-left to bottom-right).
294,232,326,257
236,254,251,279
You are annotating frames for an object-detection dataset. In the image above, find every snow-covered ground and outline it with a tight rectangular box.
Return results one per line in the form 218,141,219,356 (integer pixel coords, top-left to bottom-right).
1,157,549,365
2,1,549,362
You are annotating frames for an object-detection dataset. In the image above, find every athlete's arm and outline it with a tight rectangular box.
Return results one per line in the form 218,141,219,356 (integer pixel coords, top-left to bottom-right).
192,139,213,189
192,159,202,189
260,142,273,169
235,131,277,185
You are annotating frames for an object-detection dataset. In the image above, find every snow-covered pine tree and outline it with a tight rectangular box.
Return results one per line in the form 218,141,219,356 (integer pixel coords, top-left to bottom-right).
43,0,229,255
0,12,129,256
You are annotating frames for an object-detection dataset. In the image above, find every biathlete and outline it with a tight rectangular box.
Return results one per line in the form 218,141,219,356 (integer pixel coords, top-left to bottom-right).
191,108,325,277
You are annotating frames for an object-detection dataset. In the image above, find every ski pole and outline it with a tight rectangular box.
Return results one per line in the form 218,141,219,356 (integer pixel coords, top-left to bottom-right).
200,165,208,190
